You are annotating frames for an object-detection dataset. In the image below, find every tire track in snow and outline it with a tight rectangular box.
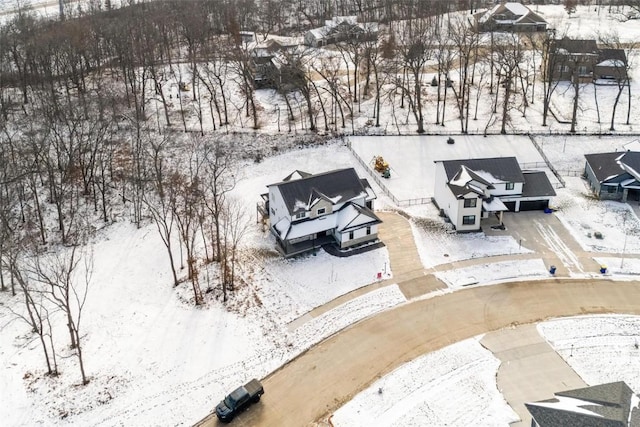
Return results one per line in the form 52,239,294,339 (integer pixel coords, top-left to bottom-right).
535,221,584,273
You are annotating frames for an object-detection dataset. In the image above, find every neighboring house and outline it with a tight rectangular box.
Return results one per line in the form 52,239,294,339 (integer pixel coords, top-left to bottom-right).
304,16,378,47
548,38,600,82
547,38,628,83
433,157,556,231
474,2,547,33
526,381,640,426
584,151,640,201
260,168,381,257
250,39,298,88
595,48,629,83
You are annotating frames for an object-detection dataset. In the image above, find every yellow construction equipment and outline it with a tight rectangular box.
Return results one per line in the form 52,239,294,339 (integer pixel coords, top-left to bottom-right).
373,156,391,178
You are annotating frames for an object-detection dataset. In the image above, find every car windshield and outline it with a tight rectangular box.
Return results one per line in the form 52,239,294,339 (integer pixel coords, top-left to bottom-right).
224,395,236,408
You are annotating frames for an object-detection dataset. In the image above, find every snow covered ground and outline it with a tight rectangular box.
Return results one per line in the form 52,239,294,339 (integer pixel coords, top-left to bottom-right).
332,315,640,427
3,4,640,427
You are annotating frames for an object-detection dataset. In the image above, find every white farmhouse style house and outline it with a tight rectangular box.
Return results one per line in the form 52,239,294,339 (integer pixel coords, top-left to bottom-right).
261,168,381,257
433,157,556,231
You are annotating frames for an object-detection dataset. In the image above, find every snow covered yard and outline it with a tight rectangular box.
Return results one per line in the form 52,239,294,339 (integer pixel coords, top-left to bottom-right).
435,259,548,289
332,315,640,427
539,315,640,393
3,3,640,427
331,337,519,427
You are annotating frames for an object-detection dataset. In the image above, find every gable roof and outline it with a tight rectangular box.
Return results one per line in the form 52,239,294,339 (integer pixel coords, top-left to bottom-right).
584,151,640,183
525,381,640,427
447,165,494,198
440,157,525,183
269,168,372,215
478,2,547,25
598,48,627,67
553,38,599,55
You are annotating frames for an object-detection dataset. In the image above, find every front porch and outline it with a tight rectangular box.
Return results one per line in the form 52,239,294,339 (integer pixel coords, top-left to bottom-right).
275,234,335,258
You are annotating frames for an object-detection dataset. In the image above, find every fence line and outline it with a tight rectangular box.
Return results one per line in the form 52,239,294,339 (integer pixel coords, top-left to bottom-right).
527,135,566,189
345,139,432,207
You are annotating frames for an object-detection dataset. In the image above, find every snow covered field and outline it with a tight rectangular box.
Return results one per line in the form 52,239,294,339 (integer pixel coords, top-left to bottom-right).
3,3,640,427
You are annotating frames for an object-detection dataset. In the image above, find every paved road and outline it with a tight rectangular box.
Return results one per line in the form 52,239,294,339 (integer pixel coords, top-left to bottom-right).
196,210,640,426
196,278,640,426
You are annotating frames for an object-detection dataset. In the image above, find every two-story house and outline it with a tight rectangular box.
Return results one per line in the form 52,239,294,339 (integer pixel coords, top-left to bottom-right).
304,16,378,48
474,2,548,33
548,38,600,82
433,157,556,231
262,168,381,257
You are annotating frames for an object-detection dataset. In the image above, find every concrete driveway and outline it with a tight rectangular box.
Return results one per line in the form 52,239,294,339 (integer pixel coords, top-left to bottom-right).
195,210,640,427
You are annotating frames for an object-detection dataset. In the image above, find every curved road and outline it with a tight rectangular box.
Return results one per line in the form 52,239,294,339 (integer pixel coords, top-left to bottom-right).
197,278,640,426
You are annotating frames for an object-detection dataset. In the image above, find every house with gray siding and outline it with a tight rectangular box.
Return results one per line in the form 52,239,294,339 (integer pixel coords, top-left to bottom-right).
584,151,640,201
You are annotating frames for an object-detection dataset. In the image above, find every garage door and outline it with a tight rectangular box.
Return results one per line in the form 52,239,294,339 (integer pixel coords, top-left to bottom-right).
519,200,549,211
503,201,516,212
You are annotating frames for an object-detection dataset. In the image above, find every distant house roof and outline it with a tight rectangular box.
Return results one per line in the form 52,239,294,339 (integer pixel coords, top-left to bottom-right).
597,48,627,67
440,157,525,184
553,38,599,55
585,151,640,183
525,381,640,427
477,2,547,26
269,168,373,215
521,170,556,197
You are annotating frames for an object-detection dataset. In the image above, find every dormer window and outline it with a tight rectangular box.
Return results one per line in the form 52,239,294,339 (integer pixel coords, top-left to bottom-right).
296,211,306,219
317,207,326,215
506,182,515,190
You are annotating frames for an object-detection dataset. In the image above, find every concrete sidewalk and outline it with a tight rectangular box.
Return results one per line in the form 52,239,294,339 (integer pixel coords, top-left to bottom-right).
481,324,587,426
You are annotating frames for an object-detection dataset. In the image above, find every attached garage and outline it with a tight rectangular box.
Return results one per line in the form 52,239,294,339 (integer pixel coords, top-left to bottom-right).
503,201,516,212
519,200,550,211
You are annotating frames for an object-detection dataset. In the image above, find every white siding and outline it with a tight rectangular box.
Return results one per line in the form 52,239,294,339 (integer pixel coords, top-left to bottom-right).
268,186,289,227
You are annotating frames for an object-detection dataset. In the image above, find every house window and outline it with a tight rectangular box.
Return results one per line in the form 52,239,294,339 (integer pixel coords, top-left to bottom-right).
607,186,617,193
578,65,588,75
506,182,515,190
366,226,371,235
462,215,476,225
296,211,306,219
317,207,326,215
349,231,354,240
464,199,477,208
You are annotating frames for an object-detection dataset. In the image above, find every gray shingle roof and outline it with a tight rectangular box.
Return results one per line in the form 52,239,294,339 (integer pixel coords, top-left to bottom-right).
598,48,628,65
521,171,556,197
554,37,599,55
585,152,629,182
440,157,525,183
269,168,370,215
526,381,638,427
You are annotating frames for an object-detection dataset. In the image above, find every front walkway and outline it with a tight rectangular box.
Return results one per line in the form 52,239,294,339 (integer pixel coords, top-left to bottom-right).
481,324,587,426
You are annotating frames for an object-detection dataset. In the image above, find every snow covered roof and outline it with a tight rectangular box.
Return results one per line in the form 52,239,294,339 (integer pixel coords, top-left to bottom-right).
440,157,525,183
585,151,640,183
526,381,639,426
284,202,380,240
478,2,546,26
597,59,625,68
482,197,508,212
269,168,375,215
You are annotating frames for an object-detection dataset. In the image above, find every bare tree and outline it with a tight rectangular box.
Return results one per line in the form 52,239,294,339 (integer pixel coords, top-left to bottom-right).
493,33,525,134
395,20,434,133
219,197,250,298
30,245,93,385
596,32,635,130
